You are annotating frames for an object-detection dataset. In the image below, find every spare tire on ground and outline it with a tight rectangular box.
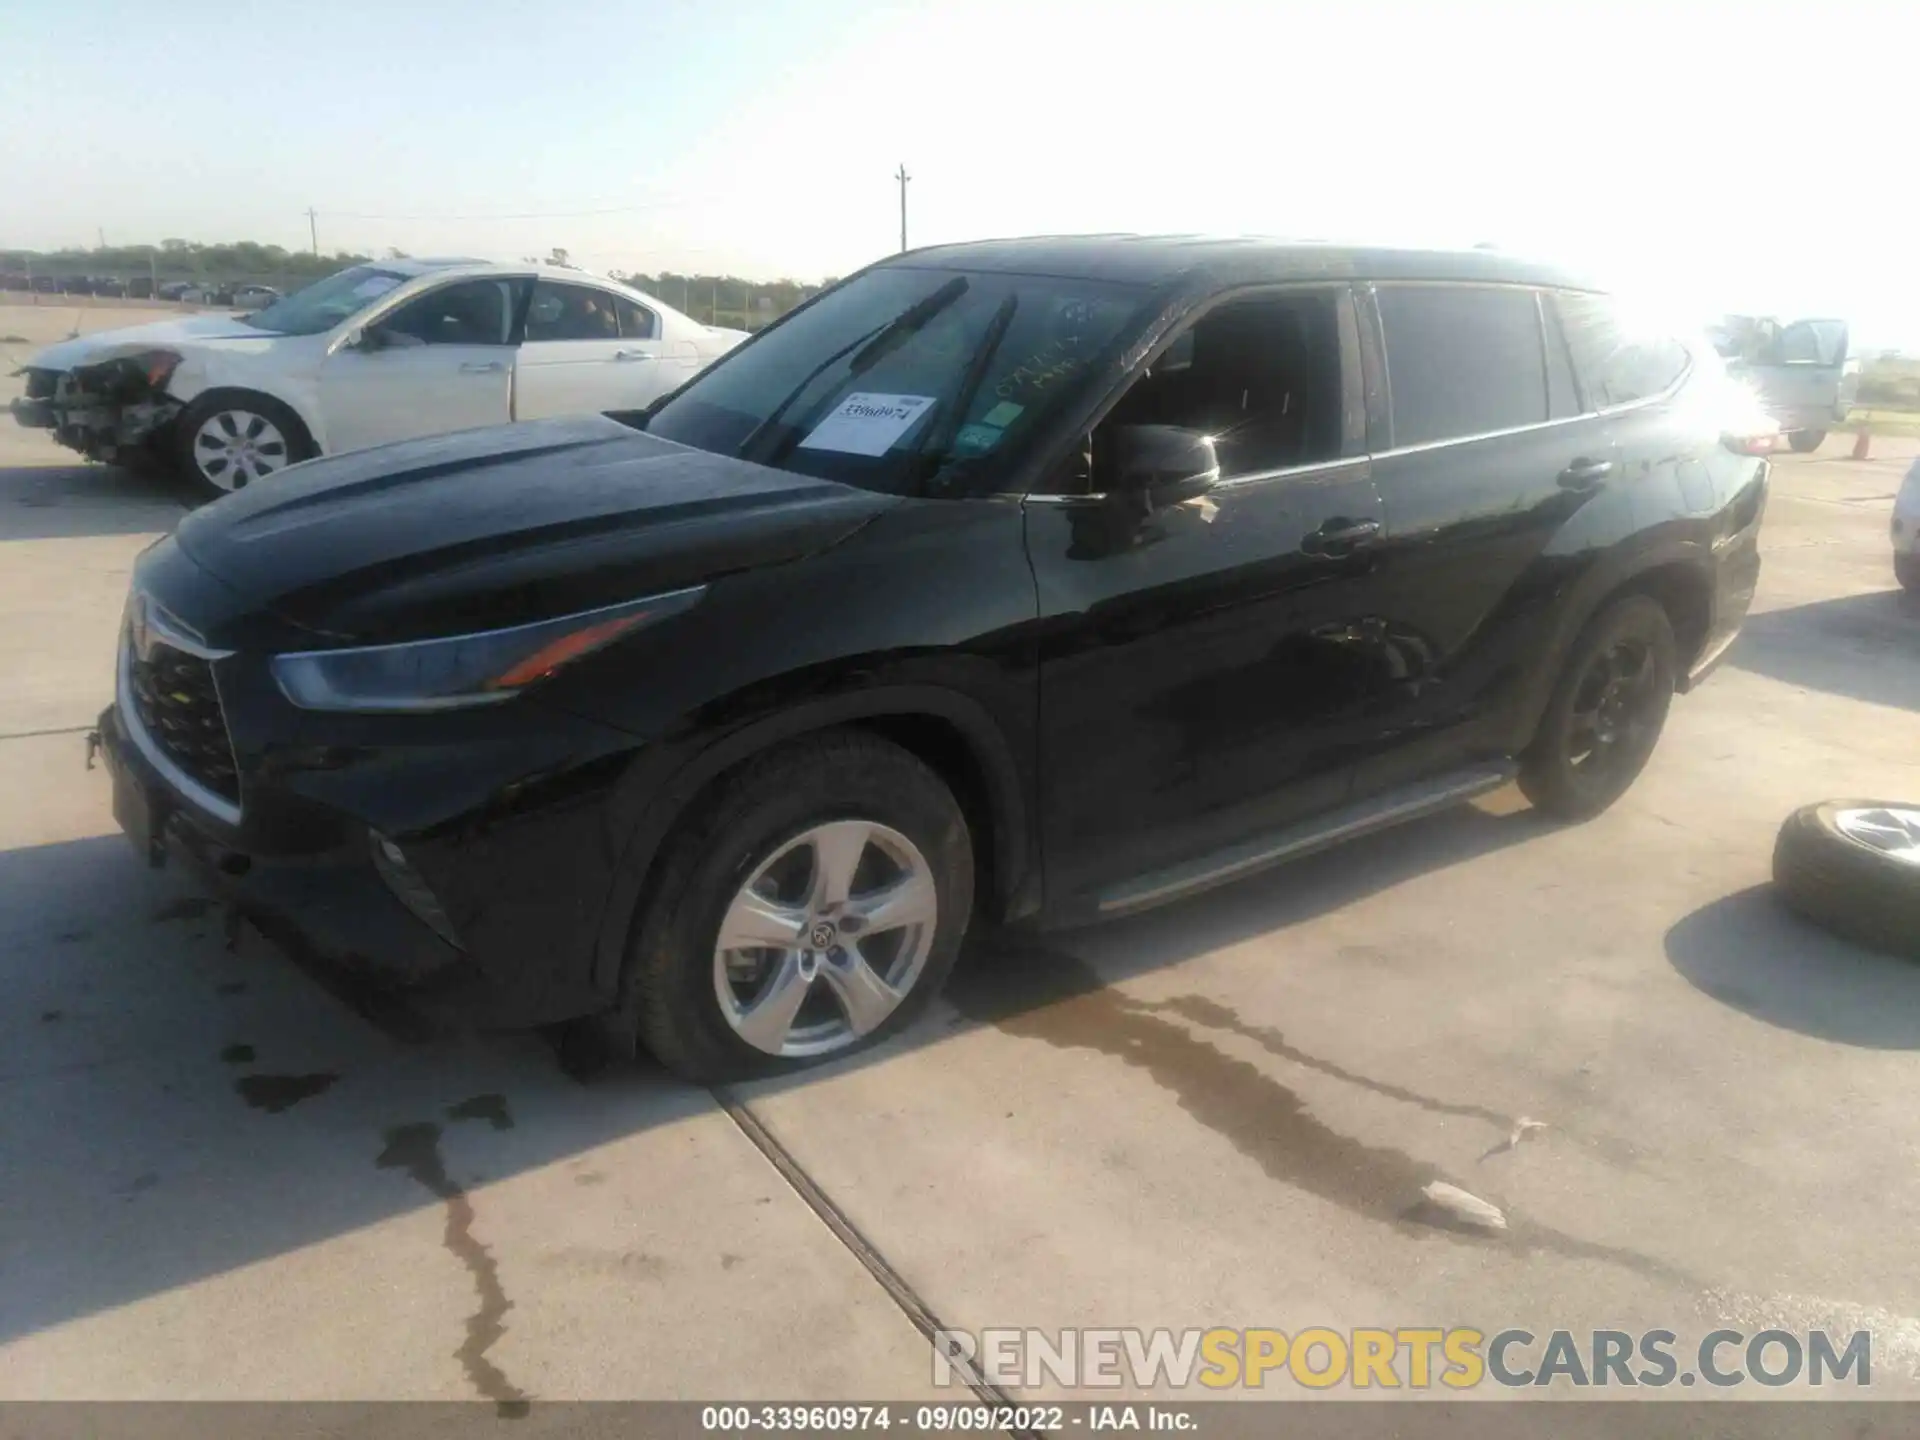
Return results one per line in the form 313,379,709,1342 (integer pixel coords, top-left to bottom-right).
1772,801,1920,960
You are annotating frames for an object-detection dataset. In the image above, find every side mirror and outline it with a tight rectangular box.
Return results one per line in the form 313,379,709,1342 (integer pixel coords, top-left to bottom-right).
1107,424,1219,507
343,326,387,353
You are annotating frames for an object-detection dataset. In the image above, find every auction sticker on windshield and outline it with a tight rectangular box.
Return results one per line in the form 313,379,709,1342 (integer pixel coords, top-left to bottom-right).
799,393,936,456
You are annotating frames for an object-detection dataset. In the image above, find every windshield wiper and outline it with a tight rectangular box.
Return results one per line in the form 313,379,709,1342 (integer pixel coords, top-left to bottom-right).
910,294,1019,493
736,276,969,464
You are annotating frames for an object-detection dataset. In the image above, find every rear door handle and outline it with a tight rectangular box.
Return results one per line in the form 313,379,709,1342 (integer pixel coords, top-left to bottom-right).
1303,517,1382,555
1558,457,1613,491
459,361,505,374
613,349,653,362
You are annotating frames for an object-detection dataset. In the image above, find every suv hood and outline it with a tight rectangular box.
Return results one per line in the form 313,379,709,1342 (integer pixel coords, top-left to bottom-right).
171,414,894,643
27,314,271,372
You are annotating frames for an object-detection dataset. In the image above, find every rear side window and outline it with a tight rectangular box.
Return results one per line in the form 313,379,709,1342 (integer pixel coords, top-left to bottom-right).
1377,285,1547,447
616,296,658,341
525,281,623,342
1555,292,1690,408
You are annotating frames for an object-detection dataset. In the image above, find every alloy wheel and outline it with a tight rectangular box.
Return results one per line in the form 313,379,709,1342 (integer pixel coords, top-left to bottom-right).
712,819,940,1059
194,409,290,491
1565,637,1661,781
1832,807,1920,868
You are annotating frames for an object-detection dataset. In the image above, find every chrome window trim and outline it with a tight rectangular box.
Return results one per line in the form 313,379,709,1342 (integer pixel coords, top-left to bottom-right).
117,624,243,827
1014,454,1364,504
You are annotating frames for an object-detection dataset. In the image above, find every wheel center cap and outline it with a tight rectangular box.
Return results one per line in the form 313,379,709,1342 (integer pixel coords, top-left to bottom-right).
808,921,837,950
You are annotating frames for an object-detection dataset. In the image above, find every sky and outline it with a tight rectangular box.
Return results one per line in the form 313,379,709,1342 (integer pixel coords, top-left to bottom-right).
5,0,1917,345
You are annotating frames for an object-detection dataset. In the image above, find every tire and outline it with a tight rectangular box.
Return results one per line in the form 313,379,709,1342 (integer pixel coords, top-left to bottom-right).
173,391,316,499
1897,552,1920,593
1772,801,1920,960
625,731,975,1083
1788,429,1826,454
1519,594,1678,821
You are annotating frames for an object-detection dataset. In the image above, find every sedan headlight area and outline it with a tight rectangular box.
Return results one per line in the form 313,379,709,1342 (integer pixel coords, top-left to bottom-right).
270,586,704,713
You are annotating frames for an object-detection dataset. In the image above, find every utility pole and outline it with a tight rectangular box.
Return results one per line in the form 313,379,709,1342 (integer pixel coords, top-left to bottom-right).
306,207,319,256
895,164,911,253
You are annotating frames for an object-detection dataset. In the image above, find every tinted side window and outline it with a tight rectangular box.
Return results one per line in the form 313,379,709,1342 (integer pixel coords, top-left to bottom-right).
381,279,515,346
525,282,622,342
1097,290,1347,481
1554,292,1690,408
616,297,658,341
1377,285,1546,447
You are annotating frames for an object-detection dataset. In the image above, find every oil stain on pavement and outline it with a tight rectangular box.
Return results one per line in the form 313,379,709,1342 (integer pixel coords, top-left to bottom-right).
235,1073,338,1113
377,1121,529,1416
950,939,1701,1289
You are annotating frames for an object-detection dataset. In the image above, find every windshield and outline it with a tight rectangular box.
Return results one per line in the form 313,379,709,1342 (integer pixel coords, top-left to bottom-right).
643,266,1148,496
240,265,410,336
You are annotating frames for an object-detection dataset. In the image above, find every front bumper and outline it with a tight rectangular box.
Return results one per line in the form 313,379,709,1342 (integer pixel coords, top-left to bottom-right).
10,396,54,429
13,366,182,461
96,696,624,1031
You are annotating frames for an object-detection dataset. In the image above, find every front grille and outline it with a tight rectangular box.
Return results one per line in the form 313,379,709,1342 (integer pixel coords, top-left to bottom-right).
23,368,58,400
128,643,240,806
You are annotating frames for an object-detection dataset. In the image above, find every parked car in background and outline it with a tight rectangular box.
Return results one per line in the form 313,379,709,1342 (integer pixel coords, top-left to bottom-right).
1,273,29,292
1895,457,1920,592
91,235,1775,1081
231,284,280,309
157,281,210,303
127,277,155,300
1710,314,1858,452
11,258,748,495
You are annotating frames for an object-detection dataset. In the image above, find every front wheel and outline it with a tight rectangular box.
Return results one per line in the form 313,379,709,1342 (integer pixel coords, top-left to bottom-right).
173,393,315,498
1788,429,1826,454
626,732,975,1083
1520,594,1678,821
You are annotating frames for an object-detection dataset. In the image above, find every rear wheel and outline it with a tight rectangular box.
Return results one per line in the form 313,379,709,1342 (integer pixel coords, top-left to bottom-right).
1897,552,1920,593
1788,429,1826,453
626,732,974,1083
1520,595,1677,821
174,392,315,498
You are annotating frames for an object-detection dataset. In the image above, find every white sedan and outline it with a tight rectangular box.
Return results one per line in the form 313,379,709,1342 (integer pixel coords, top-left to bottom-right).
10,259,747,495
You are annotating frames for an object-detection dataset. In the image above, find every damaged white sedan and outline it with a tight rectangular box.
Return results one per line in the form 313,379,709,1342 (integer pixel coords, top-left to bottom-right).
10,258,747,496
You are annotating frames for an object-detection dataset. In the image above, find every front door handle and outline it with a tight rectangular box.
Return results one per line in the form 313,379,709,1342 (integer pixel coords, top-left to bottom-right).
459,361,505,374
1558,457,1614,491
1303,517,1382,556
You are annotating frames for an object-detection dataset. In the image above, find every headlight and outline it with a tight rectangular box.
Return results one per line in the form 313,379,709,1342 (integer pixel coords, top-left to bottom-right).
270,586,704,713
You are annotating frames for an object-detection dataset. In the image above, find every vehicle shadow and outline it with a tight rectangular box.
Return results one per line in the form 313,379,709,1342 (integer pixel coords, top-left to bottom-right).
1727,589,1920,711
1665,883,1920,1049
0,795,1548,1352
0,461,186,542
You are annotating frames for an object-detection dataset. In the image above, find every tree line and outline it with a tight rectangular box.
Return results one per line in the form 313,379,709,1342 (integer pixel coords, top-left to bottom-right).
0,240,832,329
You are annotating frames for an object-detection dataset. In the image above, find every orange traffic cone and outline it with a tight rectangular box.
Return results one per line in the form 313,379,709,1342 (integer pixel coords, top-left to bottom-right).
1852,427,1872,460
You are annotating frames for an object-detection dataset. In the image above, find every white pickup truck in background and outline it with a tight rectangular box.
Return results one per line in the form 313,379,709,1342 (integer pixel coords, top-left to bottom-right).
1708,314,1859,453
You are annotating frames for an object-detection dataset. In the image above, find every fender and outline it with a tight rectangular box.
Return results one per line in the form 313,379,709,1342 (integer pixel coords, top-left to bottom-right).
586,682,1037,997
1504,534,1715,753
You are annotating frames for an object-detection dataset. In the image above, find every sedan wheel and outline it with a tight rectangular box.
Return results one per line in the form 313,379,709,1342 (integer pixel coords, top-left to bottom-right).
193,409,292,491
714,819,940,1059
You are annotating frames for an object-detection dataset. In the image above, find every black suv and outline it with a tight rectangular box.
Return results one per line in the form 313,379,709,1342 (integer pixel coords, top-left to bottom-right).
97,236,1770,1081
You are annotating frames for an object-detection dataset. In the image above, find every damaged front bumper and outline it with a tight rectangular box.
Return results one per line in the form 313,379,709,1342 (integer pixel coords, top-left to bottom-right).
10,358,183,463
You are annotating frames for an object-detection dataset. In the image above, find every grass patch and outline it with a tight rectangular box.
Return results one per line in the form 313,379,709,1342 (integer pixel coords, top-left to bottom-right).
1835,408,1920,437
